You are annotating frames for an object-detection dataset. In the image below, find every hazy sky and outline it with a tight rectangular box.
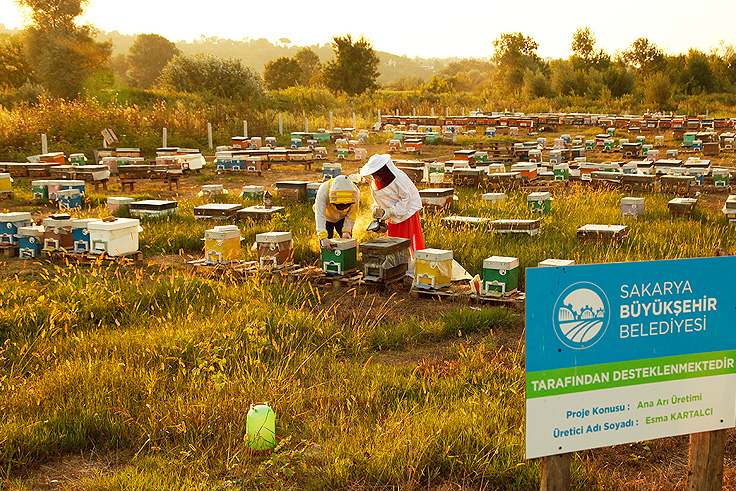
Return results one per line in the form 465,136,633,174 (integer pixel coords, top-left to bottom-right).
1,0,734,59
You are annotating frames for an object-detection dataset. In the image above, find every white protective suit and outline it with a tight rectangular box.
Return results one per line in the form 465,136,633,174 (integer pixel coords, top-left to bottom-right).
359,154,422,224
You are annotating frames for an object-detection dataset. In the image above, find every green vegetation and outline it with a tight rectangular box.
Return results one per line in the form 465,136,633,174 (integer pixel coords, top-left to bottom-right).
1,182,733,489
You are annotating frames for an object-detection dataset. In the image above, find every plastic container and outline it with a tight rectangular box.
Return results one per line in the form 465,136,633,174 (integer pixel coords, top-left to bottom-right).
246,404,276,451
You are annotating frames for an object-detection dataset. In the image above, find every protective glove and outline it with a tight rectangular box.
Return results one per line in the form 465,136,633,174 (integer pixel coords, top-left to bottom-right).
373,207,394,220
320,238,333,249
341,230,352,239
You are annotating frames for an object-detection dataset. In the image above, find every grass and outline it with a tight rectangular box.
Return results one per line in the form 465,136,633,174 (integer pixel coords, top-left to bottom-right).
1,184,735,489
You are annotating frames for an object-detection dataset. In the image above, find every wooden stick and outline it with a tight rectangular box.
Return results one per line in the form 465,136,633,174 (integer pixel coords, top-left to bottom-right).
686,429,725,490
541,453,571,491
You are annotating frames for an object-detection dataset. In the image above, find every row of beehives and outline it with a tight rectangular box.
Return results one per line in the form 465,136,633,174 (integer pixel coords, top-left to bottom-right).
201,225,533,297
0,212,140,259
379,112,736,133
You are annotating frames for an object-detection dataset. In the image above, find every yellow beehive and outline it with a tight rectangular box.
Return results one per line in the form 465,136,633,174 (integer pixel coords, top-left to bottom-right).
0,173,11,193
414,248,453,290
204,225,242,264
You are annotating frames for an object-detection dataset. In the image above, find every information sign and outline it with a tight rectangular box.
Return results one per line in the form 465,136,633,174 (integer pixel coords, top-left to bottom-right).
526,257,736,459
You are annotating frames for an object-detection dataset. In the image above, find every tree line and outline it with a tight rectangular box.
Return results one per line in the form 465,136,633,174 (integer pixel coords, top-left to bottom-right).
1,0,736,114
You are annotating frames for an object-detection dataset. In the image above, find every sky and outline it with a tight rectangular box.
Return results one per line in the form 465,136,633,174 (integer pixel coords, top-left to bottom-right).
1,0,734,59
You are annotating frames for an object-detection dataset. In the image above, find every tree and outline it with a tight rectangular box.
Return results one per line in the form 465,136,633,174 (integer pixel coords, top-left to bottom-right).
644,72,672,108
157,53,264,100
492,32,541,92
127,33,180,88
571,27,595,61
294,47,321,86
323,34,380,95
263,56,302,90
0,33,34,88
681,49,716,94
622,38,665,72
601,65,635,98
19,0,111,99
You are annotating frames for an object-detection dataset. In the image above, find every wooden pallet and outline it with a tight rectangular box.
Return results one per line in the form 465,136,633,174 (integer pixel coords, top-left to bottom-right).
187,258,259,278
359,273,408,292
313,269,362,287
409,285,467,301
44,249,143,265
469,291,526,310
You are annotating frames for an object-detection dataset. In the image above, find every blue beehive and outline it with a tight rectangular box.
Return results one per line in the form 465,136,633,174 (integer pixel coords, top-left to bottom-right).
323,162,342,180
61,180,86,196
57,189,83,211
0,212,33,245
71,218,99,253
17,226,43,258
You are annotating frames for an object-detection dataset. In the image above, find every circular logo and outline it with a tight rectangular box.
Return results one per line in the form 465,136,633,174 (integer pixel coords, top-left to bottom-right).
552,282,610,350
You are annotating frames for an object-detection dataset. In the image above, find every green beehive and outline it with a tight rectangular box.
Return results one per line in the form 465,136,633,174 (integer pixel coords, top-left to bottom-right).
713,168,730,188
527,192,552,213
683,132,696,147
32,180,49,201
337,148,349,159
482,256,519,297
585,140,595,151
553,164,569,181
321,238,358,275
604,139,614,151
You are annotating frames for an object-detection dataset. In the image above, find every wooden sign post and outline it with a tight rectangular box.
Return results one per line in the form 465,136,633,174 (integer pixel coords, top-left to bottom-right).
541,454,570,491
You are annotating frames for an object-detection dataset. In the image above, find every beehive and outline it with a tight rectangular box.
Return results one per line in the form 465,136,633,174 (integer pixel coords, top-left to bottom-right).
321,238,358,275
275,181,309,201
481,256,519,297
414,248,453,290
527,192,552,213
107,196,134,213
71,218,100,253
237,205,285,222
42,214,74,251
1,212,33,245
204,225,242,264
621,197,645,217
323,162,342,180
17,225,44,258
88,218,140,256
419,188,454,209
256,232,293,269
241,185,265,200
481,192,505,203
668,198,697,218
0,173,11,194
193,203,242,220
712,168,730,188
56,189,82,211
538,259,575,267
359,237,410,282
576,224,629,242
129,200,178,218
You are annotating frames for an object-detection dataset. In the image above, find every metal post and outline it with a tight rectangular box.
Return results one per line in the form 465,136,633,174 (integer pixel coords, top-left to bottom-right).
243,120,248,138
462,107,465,116
353,112,356,130
41,134,48,154
413,107,416,116
278,114,283,135
329,111,333,132
207,123,213,149
305,117,309,133
446,107,449,118
431,107,434,117
395,109,399,116
163,127,168,147
378,109,381,122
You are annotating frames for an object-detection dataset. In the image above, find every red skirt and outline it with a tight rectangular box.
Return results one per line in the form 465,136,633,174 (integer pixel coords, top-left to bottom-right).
387,211,425,253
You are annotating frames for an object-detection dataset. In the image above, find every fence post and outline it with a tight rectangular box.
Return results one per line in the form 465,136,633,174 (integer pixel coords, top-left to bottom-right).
446,107,449,118
431,107,434,117
686,422,726,488
162,127,167,148
540,454,571,491
305,117,309,133
243,120,248,138
413,107,416,116
207,123,213,149
329,111,333,132
278,114,283,135
41,134,48,154
353,112,356,130
395,109,399,116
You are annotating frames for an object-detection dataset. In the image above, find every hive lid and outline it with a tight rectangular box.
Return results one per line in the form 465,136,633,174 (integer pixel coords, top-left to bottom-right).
359,236,411,254
324,238,357,250
87,217,140,231
527,192,551,201
130,200,178,209
1,212,32,221
538,259,575,268
256,231,292,243
416,248,453,262
483,256,519,270
621,197,645,205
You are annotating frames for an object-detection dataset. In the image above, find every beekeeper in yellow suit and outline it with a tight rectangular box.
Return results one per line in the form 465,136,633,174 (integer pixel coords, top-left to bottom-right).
314,175,360,248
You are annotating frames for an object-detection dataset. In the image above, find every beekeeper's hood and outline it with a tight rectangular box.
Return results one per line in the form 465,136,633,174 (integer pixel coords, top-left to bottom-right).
328,175,359,204
359,153,400,177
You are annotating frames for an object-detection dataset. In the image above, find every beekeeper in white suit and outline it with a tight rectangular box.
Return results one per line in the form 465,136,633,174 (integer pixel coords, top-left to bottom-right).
360,154,425,268
314,175,360,249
